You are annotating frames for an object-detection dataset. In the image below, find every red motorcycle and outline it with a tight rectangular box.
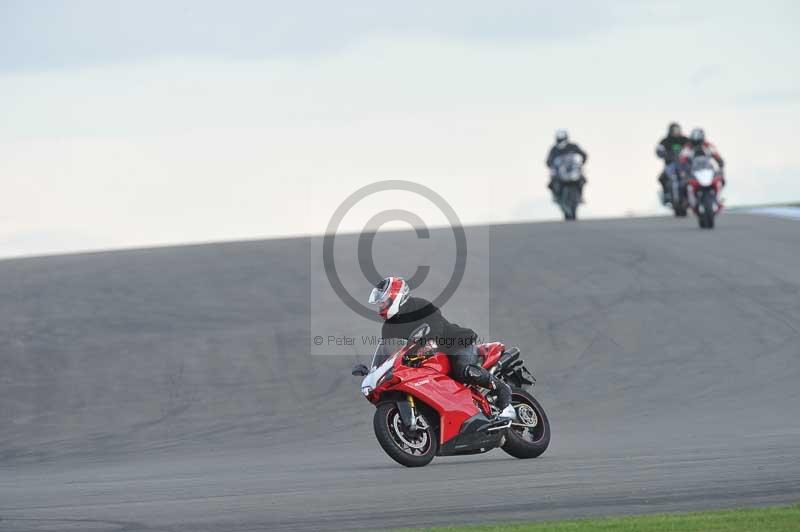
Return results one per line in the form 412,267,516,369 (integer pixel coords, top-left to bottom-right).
352,325,550,467
686,155,725,229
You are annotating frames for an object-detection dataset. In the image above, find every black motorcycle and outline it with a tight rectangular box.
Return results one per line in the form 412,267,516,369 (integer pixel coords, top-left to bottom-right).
657,145,688,217
552,153,584,221
663,161,689,217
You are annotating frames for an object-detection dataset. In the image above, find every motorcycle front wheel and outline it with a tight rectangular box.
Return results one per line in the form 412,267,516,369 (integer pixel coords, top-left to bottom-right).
502,388,551,459
373,402,438,467
703,192,715,229
561,186,579,221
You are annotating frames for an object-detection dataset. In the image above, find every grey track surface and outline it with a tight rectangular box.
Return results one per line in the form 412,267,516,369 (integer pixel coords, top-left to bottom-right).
1,214,799,531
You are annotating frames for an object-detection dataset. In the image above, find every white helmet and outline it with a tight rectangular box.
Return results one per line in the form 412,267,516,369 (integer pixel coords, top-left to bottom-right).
368,276,410,320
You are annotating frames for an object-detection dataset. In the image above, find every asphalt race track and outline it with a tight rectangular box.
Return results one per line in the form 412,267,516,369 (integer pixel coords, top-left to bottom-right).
2,214,799,531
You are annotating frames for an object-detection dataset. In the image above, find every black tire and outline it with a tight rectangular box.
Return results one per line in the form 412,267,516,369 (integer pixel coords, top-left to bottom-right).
562,186,579,221
501,388,550,459
697,192,707,228
373,402,437,467
560,190,571,221
703,193,715,229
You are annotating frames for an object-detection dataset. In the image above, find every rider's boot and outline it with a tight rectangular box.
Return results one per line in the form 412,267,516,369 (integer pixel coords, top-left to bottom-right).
464,365,515,421
498,404,517,420
493,378,516,420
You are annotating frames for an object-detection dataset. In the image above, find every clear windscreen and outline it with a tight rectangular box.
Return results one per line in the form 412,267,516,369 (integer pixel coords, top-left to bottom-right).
370,339,407,369
691,155,715,172
556,153,583,178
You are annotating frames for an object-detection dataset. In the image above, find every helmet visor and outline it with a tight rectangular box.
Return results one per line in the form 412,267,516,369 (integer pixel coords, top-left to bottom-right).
368,286,389,306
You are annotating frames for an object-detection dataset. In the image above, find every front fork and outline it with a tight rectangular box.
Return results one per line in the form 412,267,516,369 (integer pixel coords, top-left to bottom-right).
407,395,419,430
396,394,420,431
688,183,722,213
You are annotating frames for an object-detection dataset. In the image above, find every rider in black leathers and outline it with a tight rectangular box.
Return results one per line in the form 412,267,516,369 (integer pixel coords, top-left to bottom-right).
546,129,588,201
655,122,689,204
369,277,514,419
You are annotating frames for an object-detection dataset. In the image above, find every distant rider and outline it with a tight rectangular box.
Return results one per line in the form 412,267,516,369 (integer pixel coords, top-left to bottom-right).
368,276,515,420
546,129,588,202
655,122,689,204
679,128,725,185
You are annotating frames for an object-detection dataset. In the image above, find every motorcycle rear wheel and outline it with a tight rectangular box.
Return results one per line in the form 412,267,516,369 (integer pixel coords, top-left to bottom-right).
502,389,550,459
373,402,438,467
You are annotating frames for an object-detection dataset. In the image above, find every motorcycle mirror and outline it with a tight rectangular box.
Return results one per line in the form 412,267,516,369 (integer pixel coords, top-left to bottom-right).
408,323,431,343
351,363,369,377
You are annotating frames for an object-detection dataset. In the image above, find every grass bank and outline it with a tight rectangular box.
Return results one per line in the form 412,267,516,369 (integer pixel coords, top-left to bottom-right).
391,504,800,532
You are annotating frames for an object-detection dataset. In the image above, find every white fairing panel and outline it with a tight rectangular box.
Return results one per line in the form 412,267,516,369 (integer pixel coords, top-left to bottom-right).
695,169,715,186
361,353,397,396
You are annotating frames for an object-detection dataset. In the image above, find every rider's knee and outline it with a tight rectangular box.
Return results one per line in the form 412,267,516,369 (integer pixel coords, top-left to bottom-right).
463,364,490,386
463,364,480,377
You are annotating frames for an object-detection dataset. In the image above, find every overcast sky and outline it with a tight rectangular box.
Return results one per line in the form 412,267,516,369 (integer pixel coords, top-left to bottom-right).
1,1,798,258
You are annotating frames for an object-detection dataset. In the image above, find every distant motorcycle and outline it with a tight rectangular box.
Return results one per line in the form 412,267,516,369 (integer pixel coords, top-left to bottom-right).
657,145,688,217
665,162,689,217
686,156,724,229
352,324,550,467
553,153,584,221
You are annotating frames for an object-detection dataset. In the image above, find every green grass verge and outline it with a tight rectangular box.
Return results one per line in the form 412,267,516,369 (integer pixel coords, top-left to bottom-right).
390,504,800,532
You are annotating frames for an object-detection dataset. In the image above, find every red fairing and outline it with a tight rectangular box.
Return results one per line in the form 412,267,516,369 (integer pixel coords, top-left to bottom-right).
370,344,502,445
688,174,725,214
479,342,505,370
421,353,450,375
395,375,481,444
